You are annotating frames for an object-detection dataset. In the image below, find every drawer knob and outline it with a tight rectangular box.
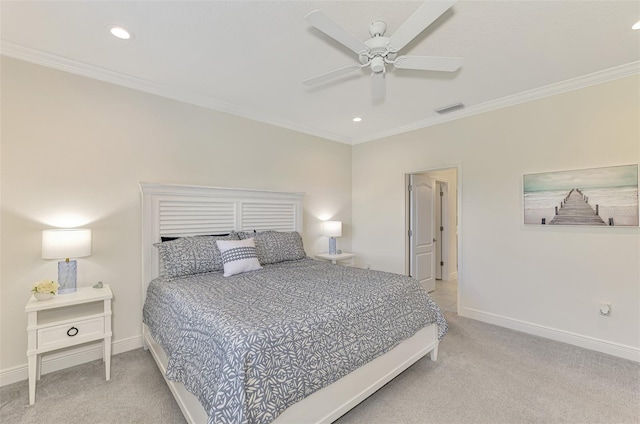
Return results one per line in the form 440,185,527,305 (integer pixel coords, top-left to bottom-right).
67,327,79,337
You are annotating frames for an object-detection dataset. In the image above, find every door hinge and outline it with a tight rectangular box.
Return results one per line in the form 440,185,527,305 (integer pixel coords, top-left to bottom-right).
440,226,444,232
408,230,413,237
440,261,444,266
440,191,444,197
408,184,412,192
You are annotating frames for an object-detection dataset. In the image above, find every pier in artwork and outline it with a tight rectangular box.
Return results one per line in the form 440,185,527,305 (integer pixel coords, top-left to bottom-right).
549,189,606,225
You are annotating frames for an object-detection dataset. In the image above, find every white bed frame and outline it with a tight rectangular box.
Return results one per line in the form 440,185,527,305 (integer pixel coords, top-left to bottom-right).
140,182,439,424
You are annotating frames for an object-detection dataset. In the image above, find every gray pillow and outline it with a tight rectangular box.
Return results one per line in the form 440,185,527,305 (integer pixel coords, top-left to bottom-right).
237,231,306,264
155,232,239,280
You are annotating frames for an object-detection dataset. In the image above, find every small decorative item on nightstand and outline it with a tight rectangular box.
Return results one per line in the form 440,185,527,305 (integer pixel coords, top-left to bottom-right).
33,292,53,301
31,280,59,301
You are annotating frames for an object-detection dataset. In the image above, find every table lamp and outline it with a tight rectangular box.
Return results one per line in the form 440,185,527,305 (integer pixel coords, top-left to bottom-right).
42,229,92,294
322,221,342,255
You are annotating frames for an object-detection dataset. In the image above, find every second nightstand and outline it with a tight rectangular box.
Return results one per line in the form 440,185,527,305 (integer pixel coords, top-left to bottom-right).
315,252,356,267
25,284,113,405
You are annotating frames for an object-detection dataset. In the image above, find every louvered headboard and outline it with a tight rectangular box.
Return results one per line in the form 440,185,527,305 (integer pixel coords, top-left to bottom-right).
140,182,304,301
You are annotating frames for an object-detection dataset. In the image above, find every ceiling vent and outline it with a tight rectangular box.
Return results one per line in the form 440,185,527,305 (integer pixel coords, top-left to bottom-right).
435,102,465,114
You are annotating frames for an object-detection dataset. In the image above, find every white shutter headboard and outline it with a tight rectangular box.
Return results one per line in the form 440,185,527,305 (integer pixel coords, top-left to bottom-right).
140,182,304,301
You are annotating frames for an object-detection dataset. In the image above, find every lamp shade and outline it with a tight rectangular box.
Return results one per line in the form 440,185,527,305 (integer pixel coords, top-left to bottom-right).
42,229,92,259
322,221,342,237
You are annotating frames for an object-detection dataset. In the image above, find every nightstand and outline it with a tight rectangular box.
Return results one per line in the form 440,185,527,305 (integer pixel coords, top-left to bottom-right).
315,252,356,267
25,284,113,405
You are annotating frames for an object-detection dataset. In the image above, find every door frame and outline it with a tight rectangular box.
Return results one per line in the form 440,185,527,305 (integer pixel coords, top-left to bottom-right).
435,180,450,281
404,164,462,312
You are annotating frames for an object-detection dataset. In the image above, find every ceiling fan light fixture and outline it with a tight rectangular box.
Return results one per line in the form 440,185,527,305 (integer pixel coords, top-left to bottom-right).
303,0,462,101
352,117,362,122
632,20,640,30
370,56,385,73
108,25,133,40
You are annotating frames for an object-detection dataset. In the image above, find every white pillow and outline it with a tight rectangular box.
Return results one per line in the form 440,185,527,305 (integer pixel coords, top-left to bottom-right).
216,238,262,277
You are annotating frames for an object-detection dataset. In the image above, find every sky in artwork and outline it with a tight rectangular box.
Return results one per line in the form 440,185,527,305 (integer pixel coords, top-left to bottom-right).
524,165,638,192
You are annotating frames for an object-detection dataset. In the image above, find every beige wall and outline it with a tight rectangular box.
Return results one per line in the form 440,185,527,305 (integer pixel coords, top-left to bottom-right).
0,57,352,375
352,75,640,358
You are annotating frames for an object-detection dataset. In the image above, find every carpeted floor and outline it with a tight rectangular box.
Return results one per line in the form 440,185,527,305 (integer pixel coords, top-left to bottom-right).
2,312,638,424
0,347,185,424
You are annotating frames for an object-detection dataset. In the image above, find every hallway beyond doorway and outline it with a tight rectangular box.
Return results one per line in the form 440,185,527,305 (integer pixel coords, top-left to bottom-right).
429,279,457,313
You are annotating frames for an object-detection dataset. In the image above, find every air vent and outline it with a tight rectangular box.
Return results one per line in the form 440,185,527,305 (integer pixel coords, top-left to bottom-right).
435,102,465,115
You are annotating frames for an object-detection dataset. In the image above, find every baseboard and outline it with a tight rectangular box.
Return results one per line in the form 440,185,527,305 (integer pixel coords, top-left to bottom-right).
459,307,640,362
0,335,143,387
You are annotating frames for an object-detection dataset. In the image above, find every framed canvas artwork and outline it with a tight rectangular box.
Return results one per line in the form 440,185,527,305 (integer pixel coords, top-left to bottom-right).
523,164,639,226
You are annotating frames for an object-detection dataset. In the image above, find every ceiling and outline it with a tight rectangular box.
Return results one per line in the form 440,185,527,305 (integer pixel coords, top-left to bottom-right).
2,1,639,144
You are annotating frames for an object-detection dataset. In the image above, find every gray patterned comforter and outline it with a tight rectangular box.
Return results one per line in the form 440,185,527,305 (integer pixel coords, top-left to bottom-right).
143,258,447,424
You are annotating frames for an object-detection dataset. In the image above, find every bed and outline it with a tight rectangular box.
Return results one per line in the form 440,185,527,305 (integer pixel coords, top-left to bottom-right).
140,183,447,424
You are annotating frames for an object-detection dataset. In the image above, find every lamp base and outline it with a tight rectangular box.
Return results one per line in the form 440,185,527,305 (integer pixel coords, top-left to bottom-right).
58,260,77,294
329,237,337,255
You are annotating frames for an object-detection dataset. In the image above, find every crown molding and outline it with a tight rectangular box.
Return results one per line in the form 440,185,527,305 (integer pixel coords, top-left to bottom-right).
2,41,637,146
0,41,350,144
352,61,640,144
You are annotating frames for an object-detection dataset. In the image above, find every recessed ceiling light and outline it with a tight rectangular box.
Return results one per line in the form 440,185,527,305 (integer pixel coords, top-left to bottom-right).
633,20,640,30
352,117,362,122
108,25,133,40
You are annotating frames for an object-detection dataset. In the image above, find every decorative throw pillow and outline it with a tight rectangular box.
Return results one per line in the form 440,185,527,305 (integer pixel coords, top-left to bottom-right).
237,231,306,264
155,233,239,280
216,238,262,277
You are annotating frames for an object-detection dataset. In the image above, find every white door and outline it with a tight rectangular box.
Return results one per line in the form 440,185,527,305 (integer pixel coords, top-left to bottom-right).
409,174,436,292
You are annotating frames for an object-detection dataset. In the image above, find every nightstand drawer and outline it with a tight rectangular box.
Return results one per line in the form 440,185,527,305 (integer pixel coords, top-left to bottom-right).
37,316,104,350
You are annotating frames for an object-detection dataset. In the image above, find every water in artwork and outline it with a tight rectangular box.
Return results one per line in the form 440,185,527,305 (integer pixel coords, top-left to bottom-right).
524,186,639,226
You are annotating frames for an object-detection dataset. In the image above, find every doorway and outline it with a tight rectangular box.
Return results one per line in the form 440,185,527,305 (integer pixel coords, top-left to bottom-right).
406,167,459,303
408,173,436,292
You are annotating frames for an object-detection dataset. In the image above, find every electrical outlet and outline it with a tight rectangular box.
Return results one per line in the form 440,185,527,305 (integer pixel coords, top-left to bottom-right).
599,302,611,316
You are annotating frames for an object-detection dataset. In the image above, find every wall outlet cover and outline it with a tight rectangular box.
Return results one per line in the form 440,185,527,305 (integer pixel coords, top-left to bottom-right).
599,302,611,316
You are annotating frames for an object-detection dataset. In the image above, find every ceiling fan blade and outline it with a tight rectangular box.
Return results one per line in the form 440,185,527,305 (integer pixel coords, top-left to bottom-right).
305,10,368,54
388,0,456,52
371,72,386,100
394,55,463,72
302,64,362,86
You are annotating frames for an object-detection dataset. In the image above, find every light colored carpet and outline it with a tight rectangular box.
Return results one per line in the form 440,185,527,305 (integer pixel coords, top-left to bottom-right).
0,348,185,424
337,312,640,424
2,312,638,424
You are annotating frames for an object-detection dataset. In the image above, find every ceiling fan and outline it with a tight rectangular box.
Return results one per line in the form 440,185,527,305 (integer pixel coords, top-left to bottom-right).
303,0,463,101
